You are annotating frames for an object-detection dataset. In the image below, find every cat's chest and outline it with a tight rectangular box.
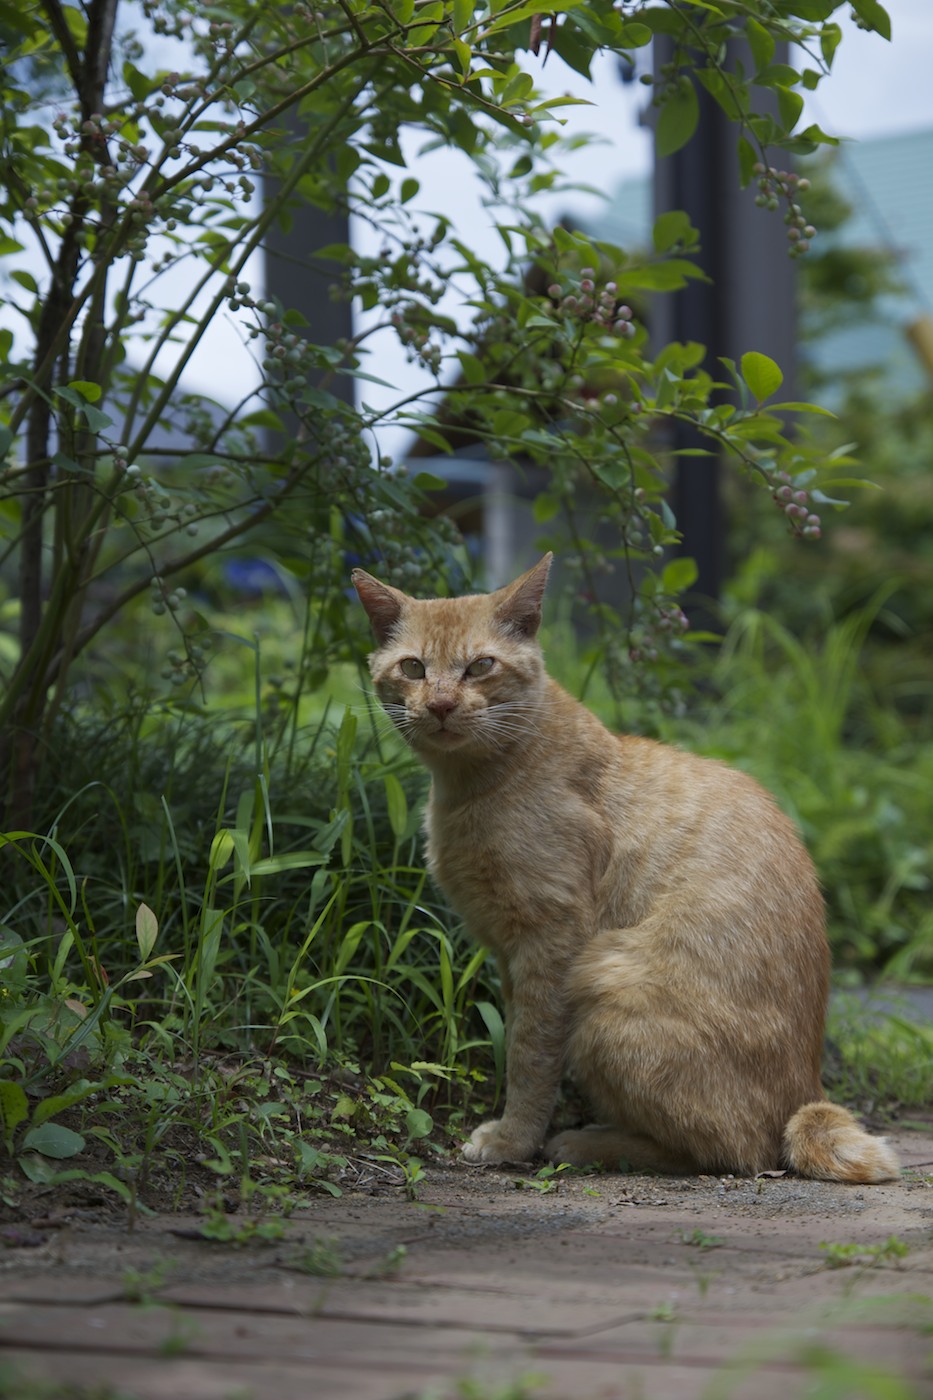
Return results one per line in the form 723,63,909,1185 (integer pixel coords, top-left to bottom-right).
425,786,601,951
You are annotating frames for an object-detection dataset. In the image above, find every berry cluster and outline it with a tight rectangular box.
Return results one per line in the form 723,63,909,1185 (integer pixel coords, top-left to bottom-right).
548,269,636,337
628,599,690,664
770,471,822,538
123,465,200,536
752,164,816,257
149,575,189,618
390,307,443,374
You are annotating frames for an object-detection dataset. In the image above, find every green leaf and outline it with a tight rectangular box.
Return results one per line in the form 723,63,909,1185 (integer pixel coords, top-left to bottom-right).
452,36,471,77
405,1107,433,1141
741,351,783,403
452,0,472,32
247,851,328,875
850,0,891,40
653,210,694,254
209,829,235,871
776,86,804,133
618,20,651,47
11,269,38,294
745,17,775,72
533,492,560,524
656,79,699,159
29,1082,101,1130
696,68,746,123
457,350,485,385
135,902,159,961
768,401,835,416
383,773,408,840
123,61,155,103
661,557,698,594
67,379,102,403
737,134,757,187
332,1092,357,1120
414,471,447,492
0,1080,28,1147
820,22,842,68
22,1122,86,1159
400,177,419,204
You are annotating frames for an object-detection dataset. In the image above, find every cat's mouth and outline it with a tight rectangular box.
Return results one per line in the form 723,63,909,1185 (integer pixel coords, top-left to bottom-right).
419,720,468,748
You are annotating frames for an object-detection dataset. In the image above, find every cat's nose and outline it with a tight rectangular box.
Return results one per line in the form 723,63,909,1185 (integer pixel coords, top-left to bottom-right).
427,696,458,721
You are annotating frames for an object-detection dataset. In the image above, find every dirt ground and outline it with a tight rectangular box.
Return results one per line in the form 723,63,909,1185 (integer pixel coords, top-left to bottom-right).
1,1121,931,1400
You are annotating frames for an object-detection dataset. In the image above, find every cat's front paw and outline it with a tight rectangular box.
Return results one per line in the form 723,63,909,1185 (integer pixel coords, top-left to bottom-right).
462,1119,537,1165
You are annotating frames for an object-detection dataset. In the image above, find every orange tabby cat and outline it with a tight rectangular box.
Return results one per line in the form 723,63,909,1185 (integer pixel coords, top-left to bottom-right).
352,554,898,1182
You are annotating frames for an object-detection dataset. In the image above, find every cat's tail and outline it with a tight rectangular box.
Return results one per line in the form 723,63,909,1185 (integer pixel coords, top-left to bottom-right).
783,1102,899,1183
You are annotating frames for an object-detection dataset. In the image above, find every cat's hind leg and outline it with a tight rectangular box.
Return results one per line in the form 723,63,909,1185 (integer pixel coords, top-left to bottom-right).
546,1124,698,1174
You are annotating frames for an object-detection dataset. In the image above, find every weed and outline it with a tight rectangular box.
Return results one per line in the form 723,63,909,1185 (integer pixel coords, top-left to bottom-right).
512,1163,596,1193
158,1315,199,1357
826,999,933,1112
680,1227,724,1250
291,1236,342,1277
364,1243,408,1279
121,1260,174,1303
0,1372,137,1400
197,1191,288,1246
705,1294,933,1400
819,1235,910,1269
420,1374,549,1400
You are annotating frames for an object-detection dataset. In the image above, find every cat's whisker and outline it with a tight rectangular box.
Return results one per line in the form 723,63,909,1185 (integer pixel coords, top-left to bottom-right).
476,703,543,751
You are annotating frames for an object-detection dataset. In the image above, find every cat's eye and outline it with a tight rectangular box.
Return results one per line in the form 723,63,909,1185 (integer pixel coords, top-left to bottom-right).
399,657,426,679
465,656,495,678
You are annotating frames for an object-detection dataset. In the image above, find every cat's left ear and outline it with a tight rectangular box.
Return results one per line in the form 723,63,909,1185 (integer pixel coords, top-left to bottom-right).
351,568,407,645
493,553,553,639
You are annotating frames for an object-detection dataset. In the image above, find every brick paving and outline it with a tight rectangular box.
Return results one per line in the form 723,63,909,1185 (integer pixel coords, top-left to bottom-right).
0,1127,930,1400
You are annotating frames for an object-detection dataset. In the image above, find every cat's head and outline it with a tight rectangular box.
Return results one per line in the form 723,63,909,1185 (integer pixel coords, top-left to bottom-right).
352,555,552,762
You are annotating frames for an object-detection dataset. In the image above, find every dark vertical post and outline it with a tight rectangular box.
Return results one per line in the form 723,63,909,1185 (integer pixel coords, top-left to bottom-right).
652,40,798,621
264,202,355,408
263,116,355,411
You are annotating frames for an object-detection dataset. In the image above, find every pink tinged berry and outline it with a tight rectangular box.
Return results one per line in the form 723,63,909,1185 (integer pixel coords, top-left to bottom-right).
548,284,562,298
806,513,821,528
793,490,808,505
777,485,793,502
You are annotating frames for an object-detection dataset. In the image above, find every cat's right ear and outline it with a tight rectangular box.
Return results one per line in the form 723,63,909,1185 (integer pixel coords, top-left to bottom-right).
351,568,406,645
493,553,553,639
